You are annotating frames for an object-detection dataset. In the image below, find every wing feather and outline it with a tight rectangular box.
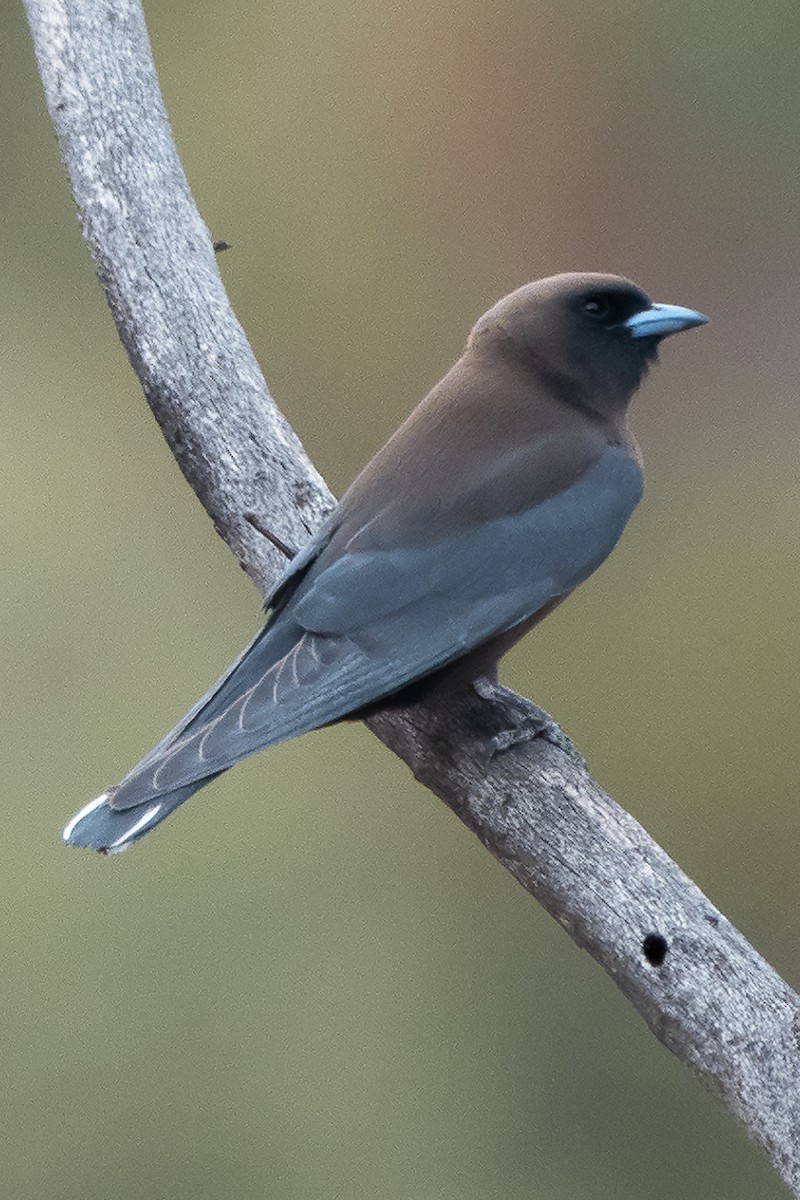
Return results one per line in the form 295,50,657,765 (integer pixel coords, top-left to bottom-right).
110,445,641,807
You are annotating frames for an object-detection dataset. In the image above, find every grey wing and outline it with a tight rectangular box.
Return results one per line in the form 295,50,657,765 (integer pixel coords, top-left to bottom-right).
291,443,642,643
112,445,641,806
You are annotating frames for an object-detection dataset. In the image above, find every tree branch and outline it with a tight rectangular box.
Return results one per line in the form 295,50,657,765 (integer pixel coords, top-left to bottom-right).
24,0,800,1192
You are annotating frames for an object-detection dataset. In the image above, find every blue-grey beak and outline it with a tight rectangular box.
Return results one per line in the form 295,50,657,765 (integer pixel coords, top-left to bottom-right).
625,302,708,339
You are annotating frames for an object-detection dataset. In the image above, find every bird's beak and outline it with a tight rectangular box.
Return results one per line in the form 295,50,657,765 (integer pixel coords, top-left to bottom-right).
625,302,708,339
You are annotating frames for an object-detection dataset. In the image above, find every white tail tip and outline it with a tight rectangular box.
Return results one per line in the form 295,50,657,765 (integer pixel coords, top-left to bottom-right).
62,793,109,842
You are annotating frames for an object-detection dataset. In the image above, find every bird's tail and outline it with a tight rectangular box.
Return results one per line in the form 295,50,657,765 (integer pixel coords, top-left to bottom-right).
61,775,222,854
62,603,384,854
62,617,299,854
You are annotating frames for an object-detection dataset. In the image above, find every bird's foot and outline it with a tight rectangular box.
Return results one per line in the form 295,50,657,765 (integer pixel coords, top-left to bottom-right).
473,678,581,763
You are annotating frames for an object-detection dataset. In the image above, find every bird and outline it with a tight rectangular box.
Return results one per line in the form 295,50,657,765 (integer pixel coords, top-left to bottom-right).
63,272,707,854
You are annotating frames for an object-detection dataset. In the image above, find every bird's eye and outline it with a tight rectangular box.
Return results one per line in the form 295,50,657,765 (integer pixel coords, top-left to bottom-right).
582,296,610,318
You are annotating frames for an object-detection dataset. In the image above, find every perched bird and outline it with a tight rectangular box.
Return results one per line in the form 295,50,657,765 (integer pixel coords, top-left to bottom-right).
63,273,706,853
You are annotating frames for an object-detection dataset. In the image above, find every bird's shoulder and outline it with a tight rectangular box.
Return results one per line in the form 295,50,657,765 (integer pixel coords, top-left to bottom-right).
265,357,642,618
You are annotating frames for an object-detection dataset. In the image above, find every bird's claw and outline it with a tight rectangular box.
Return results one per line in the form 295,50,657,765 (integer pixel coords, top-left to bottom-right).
489,711,570,755
473,678,581,764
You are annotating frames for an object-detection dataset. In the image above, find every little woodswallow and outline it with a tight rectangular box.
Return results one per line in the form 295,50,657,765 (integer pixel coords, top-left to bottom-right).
63,273,707,853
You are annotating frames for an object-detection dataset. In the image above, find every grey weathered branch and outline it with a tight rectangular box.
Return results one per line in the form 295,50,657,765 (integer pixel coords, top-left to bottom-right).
24,0,800,1192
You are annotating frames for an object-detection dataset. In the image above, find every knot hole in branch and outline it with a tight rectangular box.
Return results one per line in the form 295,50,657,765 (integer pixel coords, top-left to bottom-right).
642,932,668,967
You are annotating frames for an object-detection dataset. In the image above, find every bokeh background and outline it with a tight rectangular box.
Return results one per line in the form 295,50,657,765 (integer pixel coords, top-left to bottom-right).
4,1,799,1197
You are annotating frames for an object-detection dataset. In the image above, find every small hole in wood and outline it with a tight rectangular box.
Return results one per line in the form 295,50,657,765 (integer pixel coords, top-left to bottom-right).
642,933,668,967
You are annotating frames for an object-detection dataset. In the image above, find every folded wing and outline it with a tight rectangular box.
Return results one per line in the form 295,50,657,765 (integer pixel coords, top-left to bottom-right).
108,443,642,811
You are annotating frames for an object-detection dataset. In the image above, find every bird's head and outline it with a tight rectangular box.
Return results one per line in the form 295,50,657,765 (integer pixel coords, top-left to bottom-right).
469,272,707,417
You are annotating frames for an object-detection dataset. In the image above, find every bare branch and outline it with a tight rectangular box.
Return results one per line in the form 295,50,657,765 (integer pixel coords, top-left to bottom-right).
24,0,800,1191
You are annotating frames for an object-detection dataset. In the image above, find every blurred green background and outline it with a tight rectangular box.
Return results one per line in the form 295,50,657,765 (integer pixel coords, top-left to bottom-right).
4,1,799,1197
